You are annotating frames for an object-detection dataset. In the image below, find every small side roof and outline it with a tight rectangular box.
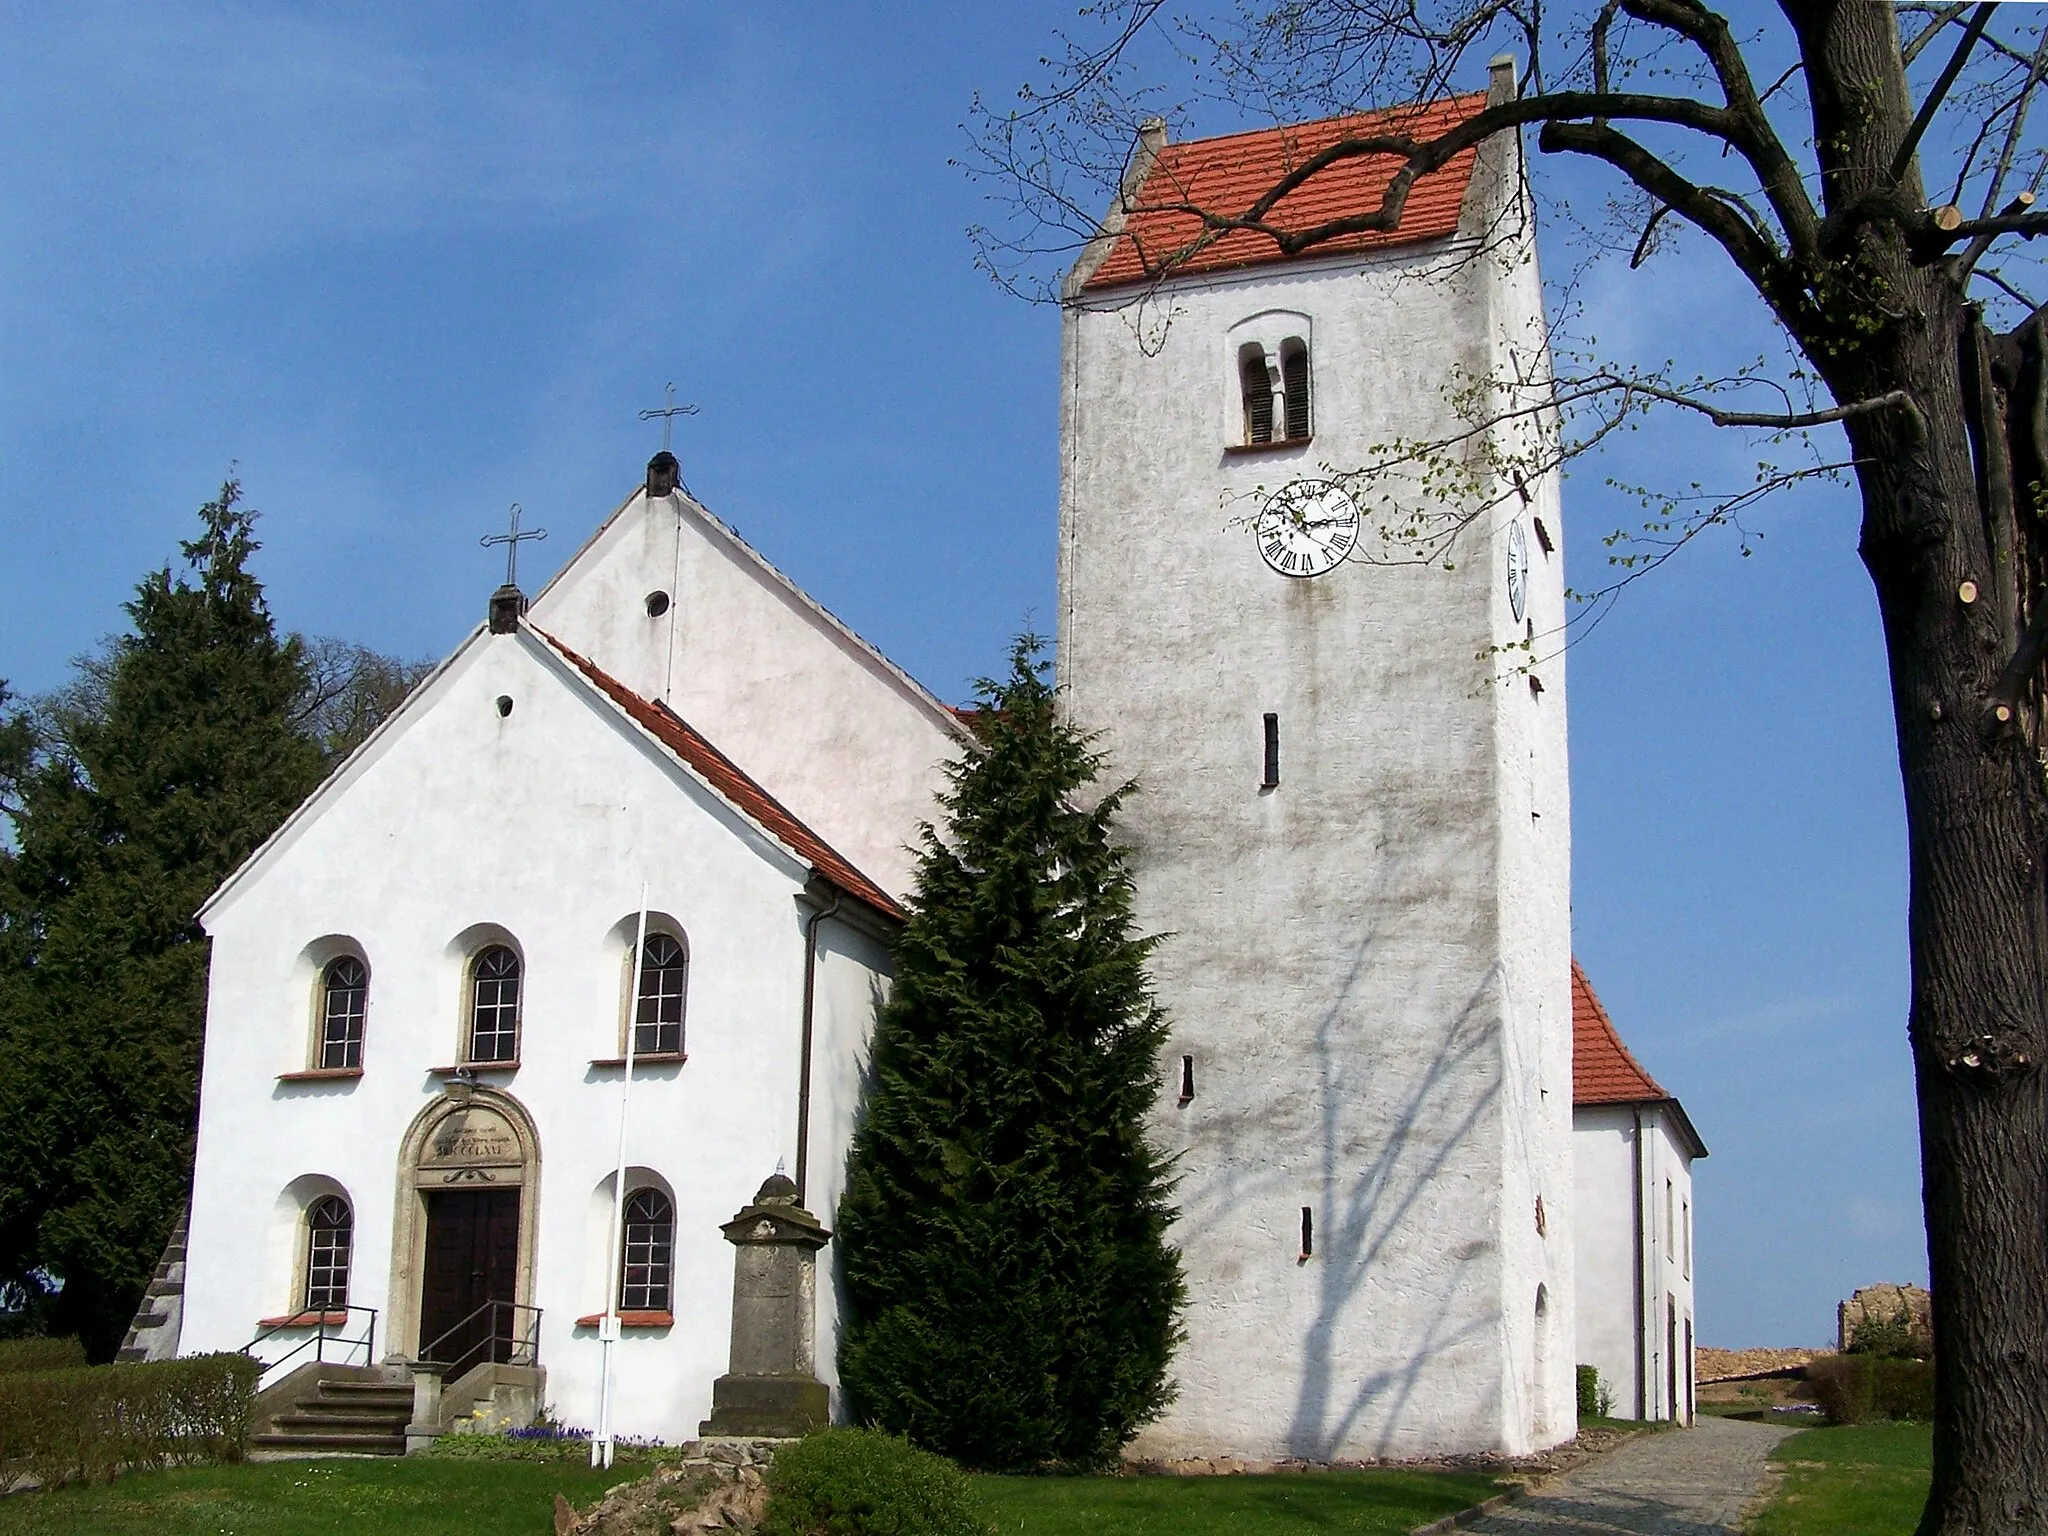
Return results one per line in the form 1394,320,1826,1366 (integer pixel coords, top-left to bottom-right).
1572,960,1707,1157
1082,93,1490,291
531,628,904,921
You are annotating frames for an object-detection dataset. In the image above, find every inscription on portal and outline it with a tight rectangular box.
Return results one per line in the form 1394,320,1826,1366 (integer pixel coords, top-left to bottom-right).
419,1106,524,1186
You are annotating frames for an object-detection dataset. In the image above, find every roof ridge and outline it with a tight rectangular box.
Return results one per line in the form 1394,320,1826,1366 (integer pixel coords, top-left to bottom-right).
1147,92,1490,157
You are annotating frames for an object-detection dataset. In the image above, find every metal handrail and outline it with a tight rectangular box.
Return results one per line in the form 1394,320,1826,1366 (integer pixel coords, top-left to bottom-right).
241,1304,379,1388
417,1298,542,1378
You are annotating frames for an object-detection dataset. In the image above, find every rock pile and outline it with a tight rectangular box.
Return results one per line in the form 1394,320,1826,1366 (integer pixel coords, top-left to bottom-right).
553,1439,784,1535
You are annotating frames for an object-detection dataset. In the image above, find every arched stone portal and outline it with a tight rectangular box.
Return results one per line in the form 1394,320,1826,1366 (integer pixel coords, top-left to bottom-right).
387,1089,541,1365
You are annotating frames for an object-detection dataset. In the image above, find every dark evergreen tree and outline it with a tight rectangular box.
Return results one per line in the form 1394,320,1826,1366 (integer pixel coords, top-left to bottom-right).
0,481,324,1356
836,636,1184,1472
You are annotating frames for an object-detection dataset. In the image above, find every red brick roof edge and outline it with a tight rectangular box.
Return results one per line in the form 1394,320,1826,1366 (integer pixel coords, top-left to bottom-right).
1572,960,1708,1157
1572,960,1666,1104
531,627,904,922
1084,93,1490,290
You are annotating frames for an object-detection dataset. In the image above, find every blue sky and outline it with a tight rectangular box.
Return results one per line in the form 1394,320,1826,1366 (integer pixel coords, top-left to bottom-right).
0,3,1920,1348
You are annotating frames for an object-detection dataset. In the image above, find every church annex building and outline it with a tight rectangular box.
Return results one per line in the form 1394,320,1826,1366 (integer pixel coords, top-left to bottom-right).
168,72,1705,1461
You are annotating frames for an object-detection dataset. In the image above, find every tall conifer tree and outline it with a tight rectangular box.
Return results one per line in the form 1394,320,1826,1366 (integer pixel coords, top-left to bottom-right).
836,637,1184,1471
0,481,323,1355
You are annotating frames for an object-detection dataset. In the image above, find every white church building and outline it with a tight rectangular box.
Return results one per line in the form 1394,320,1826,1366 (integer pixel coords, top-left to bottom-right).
170,66,1695,1459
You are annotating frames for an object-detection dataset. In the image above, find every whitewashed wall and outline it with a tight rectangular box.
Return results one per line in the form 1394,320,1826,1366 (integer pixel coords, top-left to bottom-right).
1572,1105,1698,1420
1057,140,1571,1457
184,626,891,1442
1479,133,1578,1451
528,490,965,902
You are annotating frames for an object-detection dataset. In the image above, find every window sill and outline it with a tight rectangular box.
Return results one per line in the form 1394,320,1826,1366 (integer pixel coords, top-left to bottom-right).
573,1311,673,1329
588,1053,687,1068
277,1067,363,1082
259,1311,351,1328
428,1062,520,1074
1224,437,1313,456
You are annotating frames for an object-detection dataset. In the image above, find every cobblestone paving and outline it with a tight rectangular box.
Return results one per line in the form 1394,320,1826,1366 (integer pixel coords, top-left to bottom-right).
1466,1416,1798,1535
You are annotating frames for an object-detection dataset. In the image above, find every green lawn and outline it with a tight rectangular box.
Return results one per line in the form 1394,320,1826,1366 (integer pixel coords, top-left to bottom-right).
1748,1422,1933,1536
973,1468,1509,1534
0,1457,642,1536
0,1457,1508,1536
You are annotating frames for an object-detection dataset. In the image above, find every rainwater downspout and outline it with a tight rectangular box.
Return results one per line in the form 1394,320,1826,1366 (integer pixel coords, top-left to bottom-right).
794,887,844,1204
1632,1106,1647,1420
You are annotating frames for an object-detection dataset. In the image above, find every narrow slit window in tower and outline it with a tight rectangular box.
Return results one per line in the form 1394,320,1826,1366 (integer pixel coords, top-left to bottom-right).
1299,1206,1314,1259
1262,714,1280,789
1179,1055,1195,1102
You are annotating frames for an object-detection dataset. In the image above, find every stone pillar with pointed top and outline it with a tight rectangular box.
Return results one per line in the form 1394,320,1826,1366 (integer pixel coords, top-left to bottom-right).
699,1173,832,1438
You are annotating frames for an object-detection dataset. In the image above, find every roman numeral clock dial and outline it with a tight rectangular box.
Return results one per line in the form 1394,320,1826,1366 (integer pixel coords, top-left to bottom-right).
1254,480,1359,578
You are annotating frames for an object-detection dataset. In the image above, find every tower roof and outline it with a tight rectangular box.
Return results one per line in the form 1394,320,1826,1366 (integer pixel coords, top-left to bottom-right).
1572,960,1708,1157
1083,92,1489,291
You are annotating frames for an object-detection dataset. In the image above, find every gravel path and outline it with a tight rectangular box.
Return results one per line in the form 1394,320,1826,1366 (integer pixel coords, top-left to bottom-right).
1465,1417,1798,1535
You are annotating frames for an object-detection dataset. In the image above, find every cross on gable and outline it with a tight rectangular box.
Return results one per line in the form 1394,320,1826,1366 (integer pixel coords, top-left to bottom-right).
480,502,548,588
638,382,699,451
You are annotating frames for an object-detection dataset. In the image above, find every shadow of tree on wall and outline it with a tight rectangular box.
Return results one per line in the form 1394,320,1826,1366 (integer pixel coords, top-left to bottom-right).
1290,960,1502,1460
1155,904,1507,1459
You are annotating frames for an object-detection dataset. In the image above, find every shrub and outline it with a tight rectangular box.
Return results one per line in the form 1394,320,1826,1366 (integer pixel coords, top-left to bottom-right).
762,1428,993,1536
1805,1354,1935,1425
0,1352,256,1488
1806,1355,1869,1424
1870,1358,1935,1421
1577,1364,1600,1418
0,1338,85,1375
1847,1302,1930,1361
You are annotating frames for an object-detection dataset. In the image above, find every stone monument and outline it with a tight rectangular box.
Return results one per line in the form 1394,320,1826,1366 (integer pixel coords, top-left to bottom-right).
699,1173,832,1438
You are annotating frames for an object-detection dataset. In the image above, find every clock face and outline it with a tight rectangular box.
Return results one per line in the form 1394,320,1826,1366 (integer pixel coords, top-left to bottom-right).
1507,519,1529,623
1255,480,1359,579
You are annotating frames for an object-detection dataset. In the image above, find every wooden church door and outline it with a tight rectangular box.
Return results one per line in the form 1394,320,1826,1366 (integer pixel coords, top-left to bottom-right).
419,1188,520,1368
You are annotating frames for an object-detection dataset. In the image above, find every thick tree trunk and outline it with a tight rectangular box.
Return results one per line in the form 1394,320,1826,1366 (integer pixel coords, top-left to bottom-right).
1779,3,2048,1524
1844,290,2048,1535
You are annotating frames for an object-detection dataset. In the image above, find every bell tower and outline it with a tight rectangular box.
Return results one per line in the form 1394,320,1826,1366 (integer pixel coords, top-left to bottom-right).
1056,68,1574,1460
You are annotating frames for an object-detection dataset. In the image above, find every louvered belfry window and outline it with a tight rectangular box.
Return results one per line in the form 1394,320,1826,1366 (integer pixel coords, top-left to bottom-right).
1281,340,1311,440
469,946,521,1063
305,1196,352,1311
620,1188,675,1312
319,957,367,1070
633,933,687,1056
1242,350,1276,444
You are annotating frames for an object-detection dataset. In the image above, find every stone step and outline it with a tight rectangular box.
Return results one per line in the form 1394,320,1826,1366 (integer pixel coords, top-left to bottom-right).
270,1417,409,1441
309,1392,413,1417
252,1430,404,1455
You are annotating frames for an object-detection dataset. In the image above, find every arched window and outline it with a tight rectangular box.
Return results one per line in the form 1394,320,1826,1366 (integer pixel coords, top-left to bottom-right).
619,1188,674,1312
633,933,687,1056
469,946,521,1063
318,957,367,1070
305,1196,353,1311
1280,339,1311,441
1241,347,1276,444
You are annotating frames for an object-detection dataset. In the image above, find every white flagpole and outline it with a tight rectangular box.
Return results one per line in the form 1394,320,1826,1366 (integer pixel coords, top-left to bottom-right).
594,885,650,1470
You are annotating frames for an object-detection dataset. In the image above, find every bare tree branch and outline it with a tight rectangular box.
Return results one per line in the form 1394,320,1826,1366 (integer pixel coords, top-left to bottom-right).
1893,3,1996,188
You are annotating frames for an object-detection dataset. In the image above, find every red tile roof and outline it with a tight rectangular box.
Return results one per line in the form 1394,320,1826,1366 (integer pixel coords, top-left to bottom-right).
533,628,904,922
1085,94,1489,289
1572,960,1668,1104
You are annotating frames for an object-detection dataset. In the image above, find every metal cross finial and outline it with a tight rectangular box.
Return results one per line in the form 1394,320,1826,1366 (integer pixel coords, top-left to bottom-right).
637,381,699,451
480,502,549,588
